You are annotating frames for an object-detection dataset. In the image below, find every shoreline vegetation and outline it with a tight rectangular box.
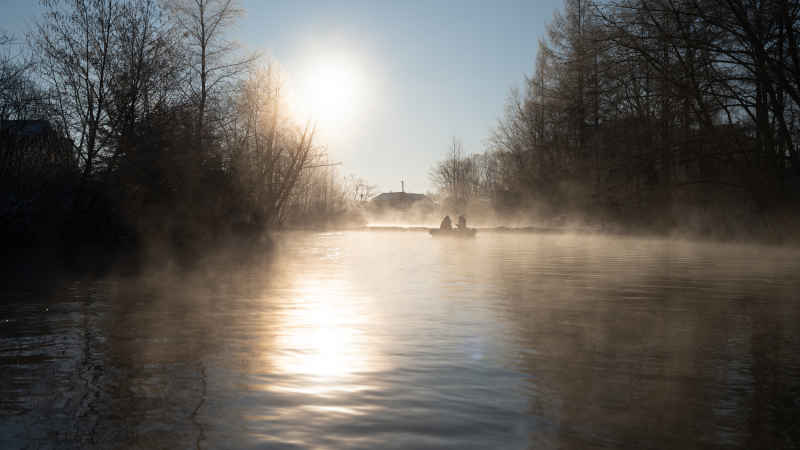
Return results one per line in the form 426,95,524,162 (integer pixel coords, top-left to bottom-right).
3,0,800,276
426,0,800,247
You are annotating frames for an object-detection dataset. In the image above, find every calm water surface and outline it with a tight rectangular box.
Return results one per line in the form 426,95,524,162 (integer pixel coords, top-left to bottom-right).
2,231,800,449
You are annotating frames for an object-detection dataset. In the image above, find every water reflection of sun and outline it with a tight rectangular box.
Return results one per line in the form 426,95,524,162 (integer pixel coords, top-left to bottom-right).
274,278,370,380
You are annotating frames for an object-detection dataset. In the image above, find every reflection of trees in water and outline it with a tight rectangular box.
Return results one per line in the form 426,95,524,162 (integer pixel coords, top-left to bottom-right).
486,239,800,449
743,297,800,448
0,278,110,446
91,266,280,447
0,261,283,447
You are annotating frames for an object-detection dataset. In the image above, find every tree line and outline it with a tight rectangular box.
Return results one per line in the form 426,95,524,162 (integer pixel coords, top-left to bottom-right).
1,0,367,265
432,0,800,237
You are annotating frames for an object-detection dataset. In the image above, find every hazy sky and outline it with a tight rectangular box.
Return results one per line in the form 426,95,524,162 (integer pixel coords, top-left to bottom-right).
0,0,562,193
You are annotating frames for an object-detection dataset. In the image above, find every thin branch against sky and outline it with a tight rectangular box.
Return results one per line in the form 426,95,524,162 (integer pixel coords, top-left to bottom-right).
1,0,561,193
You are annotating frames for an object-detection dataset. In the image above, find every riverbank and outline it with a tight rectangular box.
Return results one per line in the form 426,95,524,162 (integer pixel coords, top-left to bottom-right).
294,222,800,247
2,229,274,283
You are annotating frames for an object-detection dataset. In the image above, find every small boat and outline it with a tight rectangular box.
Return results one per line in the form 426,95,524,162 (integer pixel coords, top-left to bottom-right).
429,228,477,237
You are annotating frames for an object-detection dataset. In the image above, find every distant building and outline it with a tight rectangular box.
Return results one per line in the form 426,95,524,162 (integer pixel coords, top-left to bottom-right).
369,191,435,211
1,120,76,198
2,119,55,136
0,120,75,173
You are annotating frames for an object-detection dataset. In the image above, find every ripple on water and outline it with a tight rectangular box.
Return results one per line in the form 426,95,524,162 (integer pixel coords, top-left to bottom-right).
1,232,799,448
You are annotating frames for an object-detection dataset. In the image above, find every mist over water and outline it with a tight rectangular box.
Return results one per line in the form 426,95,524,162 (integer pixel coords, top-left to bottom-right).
2,231,800,448
4,0,800,447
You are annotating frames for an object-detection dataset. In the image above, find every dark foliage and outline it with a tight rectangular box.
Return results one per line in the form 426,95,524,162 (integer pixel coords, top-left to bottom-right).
433,0,800,240
0,0,342,272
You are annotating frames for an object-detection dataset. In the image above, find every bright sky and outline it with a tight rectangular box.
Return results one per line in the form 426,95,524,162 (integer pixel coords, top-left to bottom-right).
0,0,561,194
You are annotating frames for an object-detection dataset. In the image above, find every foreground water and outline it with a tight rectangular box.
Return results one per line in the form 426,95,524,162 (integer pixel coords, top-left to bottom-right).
2,231,799,449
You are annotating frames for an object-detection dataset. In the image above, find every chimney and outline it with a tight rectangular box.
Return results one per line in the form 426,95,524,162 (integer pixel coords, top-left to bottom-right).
401,180,405,193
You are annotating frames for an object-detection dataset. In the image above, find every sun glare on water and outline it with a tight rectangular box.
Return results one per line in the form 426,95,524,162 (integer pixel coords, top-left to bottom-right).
273,278,372,380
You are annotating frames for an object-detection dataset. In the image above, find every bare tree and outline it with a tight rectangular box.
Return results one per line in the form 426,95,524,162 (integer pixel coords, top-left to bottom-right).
165,0,256,147
430,137,480,207
0,31,26,100
104,0,184,179
35,0,118,184
0,31,48,121
343,174,376,202
226,64,320,227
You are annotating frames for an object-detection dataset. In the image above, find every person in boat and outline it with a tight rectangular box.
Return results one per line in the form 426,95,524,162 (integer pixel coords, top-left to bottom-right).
440,215,452,230
457,215,467,230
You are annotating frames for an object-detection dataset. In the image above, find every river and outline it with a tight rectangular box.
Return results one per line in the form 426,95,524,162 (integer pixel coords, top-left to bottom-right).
2,231,799,449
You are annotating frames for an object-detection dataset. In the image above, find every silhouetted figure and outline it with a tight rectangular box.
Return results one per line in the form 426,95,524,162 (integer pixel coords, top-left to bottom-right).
440,215,452,230
457,215,467,229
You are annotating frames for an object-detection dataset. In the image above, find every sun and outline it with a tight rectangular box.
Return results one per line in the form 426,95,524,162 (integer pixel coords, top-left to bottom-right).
292,57,363,134
308,65,358,119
